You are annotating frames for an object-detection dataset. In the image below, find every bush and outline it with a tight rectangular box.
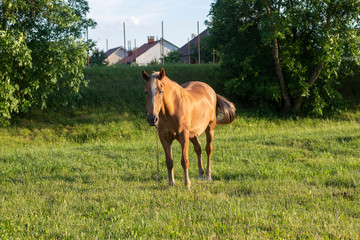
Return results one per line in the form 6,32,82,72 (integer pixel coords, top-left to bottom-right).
0,0,94,125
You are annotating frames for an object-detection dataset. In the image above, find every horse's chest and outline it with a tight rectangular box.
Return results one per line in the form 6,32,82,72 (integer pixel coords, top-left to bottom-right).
159,127,178,140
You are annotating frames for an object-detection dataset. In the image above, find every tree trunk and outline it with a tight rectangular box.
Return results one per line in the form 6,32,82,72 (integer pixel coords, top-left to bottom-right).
294,63,323,111
272,38,292,112
1,0,9,30
293,1,329,112
266,0,292,112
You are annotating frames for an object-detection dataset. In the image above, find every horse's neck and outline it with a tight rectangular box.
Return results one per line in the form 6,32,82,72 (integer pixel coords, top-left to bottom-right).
162,77,183,116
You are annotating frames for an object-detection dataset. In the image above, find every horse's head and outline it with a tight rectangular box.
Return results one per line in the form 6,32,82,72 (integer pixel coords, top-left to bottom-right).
142,68,166,126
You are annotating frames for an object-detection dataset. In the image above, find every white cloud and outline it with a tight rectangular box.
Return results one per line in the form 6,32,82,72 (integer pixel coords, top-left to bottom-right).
130,16,140,26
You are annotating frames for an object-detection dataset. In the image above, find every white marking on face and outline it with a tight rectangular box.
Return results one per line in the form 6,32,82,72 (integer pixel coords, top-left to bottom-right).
151,79,157,109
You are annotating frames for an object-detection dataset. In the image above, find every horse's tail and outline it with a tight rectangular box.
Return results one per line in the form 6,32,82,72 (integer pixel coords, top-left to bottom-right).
216,94,236,125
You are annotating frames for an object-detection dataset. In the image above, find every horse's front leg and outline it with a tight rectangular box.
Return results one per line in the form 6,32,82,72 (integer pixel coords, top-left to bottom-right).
159,137,175,186
180,131,191,188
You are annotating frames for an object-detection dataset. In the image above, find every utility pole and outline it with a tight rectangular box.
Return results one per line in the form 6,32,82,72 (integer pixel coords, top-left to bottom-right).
106,39,109,65
87,26,89,67
123,22,127,64
161,21,164,65
197,21,200,64
187,38,190,64
213,48,215,64
134,39,137,62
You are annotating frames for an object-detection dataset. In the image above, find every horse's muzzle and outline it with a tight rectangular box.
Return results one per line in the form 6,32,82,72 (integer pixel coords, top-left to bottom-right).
147,115,158,126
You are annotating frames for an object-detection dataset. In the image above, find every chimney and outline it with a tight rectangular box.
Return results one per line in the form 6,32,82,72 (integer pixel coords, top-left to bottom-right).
147,36,155,44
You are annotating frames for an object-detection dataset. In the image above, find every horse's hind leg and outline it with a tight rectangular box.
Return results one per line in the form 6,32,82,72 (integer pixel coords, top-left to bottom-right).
205,125,215,181
190,137,204,180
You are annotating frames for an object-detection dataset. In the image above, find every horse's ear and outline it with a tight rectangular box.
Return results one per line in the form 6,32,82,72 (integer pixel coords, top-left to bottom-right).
158,68,165,80
142,70,149,81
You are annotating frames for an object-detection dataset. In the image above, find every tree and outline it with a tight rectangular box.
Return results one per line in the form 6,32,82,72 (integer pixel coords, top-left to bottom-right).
89,49,107,66
164,50,182,63
207,0,360,115
0,0,95,125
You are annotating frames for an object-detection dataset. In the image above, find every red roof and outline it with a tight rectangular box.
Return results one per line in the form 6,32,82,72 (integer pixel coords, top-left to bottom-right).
118,40,160,64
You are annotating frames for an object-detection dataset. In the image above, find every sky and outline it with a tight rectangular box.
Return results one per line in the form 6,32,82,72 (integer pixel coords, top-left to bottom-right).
87,0,213,52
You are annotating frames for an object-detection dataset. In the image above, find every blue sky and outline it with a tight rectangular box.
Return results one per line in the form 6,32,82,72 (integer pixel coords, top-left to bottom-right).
87,0,213,51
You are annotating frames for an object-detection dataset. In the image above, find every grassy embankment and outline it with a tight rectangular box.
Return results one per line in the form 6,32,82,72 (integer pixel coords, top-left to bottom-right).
1,65,360,239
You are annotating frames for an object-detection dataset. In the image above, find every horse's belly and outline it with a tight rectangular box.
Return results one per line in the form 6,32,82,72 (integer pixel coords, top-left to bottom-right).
189,128,206,138
188,116,212,138
188,102,215,137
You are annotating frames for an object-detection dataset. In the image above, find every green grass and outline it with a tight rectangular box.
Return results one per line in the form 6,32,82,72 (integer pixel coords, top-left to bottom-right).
1,108,360,239
1,65,360,239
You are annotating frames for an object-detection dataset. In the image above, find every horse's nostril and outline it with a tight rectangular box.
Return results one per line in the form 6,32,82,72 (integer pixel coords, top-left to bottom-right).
147,115,158,126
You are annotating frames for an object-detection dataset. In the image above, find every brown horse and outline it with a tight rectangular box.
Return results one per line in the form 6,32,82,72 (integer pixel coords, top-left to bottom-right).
142,68,236,187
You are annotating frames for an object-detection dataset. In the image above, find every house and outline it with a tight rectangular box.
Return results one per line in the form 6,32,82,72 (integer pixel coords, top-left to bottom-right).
105,46,126,65
177,29,209,64
118,36,178,66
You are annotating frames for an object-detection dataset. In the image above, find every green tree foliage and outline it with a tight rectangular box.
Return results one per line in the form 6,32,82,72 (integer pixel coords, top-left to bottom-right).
207,0,360,115
164,50,182,63
89,49,107,66
0,0,95,125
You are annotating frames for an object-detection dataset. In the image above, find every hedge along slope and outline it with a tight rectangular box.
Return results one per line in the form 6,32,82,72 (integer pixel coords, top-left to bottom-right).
81,64,221,113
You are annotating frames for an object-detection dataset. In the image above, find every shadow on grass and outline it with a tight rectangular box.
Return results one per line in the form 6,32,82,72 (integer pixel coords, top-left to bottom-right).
212,170,270,182
13,106,146,127
7,106,150,143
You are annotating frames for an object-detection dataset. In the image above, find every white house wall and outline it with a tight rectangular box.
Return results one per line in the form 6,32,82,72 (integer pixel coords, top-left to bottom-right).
136,42,178,66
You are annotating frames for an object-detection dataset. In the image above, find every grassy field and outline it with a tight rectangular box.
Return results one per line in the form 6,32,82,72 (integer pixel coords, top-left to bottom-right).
1,65,360,239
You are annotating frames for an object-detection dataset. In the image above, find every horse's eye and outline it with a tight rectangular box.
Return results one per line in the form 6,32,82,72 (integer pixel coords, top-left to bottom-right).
159,90,164,94
144,91,148,95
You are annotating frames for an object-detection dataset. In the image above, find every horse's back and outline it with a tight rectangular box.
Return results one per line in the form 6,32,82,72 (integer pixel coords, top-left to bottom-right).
181,81,216,106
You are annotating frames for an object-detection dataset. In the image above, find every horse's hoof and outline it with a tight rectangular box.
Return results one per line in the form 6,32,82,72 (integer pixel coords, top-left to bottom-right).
185,181,191,188
206,176,213,182
197,175,204,180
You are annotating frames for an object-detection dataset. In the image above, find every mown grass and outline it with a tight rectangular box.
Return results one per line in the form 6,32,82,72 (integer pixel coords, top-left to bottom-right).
1,65,360,239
